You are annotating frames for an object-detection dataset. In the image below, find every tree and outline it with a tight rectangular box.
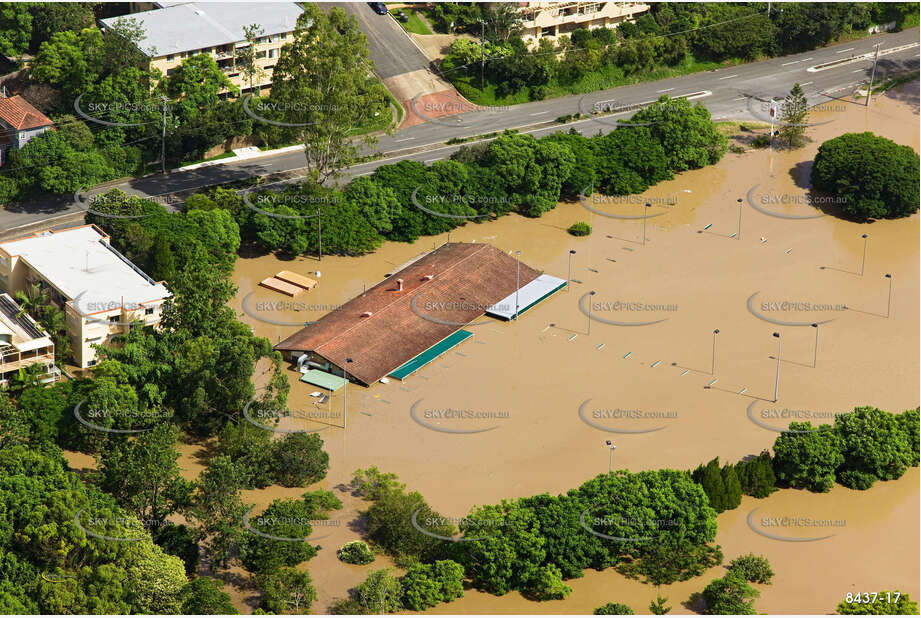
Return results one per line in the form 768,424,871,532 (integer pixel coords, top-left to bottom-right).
237,24,265,94
0,4,33,58
834,406,917,489
692,457,728,512
649,595,671,614
257,567,317,614
701,573,759,615
29,27,104,97
777,83,809,149
29,2,96,52
771,422,843,492
401,563,443,610
522,564,571,601
181,577,239,614
166,53,238,114
239,497,324,574
337,541,375,565
271,431,330,487
216,421,275,489
96,423,192,523
270,5,389,182
734,451,777,498
630,95,727,173
837,591,918,615
727,554,774,584
617,538,722,586
188,456,251,570
721,462,742,511
355,569,403,614
811,132,920,220
595,602,635,614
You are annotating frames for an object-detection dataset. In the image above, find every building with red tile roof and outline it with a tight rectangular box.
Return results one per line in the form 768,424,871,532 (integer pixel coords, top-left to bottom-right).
0,95,54,165
275,242,543,386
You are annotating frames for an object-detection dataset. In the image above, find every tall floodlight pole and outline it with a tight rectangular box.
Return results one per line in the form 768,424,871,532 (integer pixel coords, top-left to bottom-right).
711,329,720,374
479,20,486,91
587,290,596,335
567,249,576,292
514,250,521,320
317,208,322,261
160,96,168,174
860,234,868,276
772,332,781,402
811,323,819,368
737,198,743,240
605,440,617,474
643,202,651,246
343,357,353,430
867,42,881,107
885,273,892,317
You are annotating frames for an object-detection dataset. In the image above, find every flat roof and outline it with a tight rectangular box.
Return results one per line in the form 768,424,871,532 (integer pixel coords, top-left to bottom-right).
486,274,567,320
276,243,542,385
299,369,347,392
101,2,303,57
0,226,170,317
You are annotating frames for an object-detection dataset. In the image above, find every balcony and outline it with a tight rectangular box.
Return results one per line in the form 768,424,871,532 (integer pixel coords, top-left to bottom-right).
0,350,55,374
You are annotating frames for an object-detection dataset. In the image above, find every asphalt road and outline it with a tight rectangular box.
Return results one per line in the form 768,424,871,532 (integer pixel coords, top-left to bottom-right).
323,2,431,79
1,28,918,235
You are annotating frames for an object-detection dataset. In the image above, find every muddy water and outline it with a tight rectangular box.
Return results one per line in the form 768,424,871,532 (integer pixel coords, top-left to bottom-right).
55,83,918,614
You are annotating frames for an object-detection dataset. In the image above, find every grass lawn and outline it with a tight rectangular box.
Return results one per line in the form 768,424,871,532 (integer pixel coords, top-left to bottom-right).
395,8,432,35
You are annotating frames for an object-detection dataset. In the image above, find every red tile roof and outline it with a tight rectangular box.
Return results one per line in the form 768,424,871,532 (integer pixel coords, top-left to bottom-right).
275,243,541,385
0,95,54,131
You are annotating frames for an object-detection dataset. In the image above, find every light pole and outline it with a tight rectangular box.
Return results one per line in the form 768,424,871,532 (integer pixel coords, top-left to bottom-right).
860,234,868,276
885,273,892,317
867,42,881,107
343,357,353,430
711,329,719,374
587,290,596,335
811,323,819,368
605,440,617,474
514,250,521,320
567,249,576,292
736,198,743,240
772,332,781,402
643,202,651,246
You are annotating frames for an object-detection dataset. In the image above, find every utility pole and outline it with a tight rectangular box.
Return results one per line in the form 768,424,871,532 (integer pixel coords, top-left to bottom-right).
160,96,168,174
867,42,881,107
479,20,486,91
317,207,322,261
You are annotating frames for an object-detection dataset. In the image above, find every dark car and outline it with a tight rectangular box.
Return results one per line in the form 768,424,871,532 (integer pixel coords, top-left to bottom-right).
368,2,388,15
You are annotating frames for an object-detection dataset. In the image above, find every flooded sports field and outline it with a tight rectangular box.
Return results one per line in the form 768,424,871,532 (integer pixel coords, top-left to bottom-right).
216,82,921,613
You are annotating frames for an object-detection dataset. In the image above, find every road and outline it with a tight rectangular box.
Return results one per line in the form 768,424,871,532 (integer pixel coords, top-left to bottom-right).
1,28,918,236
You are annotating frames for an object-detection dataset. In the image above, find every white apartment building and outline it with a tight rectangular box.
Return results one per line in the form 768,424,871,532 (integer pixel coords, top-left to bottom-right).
517,2,651,47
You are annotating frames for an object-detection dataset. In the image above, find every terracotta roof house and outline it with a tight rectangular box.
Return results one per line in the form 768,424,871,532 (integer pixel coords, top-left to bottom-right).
275,243,549,386
0,95,54,166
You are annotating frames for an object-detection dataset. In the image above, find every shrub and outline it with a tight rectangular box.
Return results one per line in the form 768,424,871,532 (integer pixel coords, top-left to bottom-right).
771,422,843,492
811,132,920,220
833,406,915,488
568,221,591,236
751,134,771,148
355,569,403,614
594,603,635,614
727,553,774,584
701,573,759,615
337,541,375,565
522,564,571,601
180,577,239,614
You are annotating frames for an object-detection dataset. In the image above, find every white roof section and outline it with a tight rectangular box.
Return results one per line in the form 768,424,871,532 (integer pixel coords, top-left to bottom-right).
101,2,303,57
0,293,53,352
486,274,567,320
0,227,171,318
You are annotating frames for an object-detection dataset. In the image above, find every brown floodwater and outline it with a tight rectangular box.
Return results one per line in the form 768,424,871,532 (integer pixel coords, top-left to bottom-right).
60,83,919,614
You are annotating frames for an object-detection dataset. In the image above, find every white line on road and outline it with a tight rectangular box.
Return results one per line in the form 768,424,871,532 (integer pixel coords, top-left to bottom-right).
781,61,800,66
393,137,415,142
657,87,675,93
718,74,739,80
424,157,444,163
732,97,747,101
801,81,813,86
852,69,865,73
355,172,374,176
530,110,550,116
835,48,855,54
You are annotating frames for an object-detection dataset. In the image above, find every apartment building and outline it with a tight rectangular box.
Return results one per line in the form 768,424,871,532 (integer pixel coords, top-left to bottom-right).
0,293,57,386
517,2,650,47
0,225,171,369
101,2,304,94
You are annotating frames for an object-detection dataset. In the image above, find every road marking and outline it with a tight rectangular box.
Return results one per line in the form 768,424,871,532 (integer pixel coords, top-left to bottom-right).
424,157,444,163
852,69,865,73
801,81,813,86
529,110,550,116
804,57,814,61
835,47,855,54
732,96,746,101
781,60,800,66
718,74,739,80
356,171,373,176
657,87,675,93
393,137,415,142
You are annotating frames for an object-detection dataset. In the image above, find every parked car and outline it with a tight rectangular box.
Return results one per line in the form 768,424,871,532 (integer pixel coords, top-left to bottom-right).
368,2,388,15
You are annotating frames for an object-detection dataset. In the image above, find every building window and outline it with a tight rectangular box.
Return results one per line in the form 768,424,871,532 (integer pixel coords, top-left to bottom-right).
145,307,154,315
167,68,176,76
87,359,97,367
268,48,278,59
540,25,556,37
166,54,174,61
108,315,119,323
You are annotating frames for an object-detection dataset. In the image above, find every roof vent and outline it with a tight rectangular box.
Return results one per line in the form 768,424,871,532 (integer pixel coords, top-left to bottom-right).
396,278,403,291
422,274,434,281
361,311,373,318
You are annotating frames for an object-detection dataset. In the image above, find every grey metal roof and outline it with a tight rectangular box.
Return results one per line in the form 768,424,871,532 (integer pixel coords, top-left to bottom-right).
100,2,303,57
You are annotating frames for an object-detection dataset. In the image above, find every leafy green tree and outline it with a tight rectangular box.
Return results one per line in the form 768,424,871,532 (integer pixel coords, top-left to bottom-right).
217,421,275,489
649,595,671,614
271,432,330,487
734,451,777,498
239,496,328,574
778,83,809,149
351,466,405,500
188,455,251,570
401,563,443,610
630,96,727,173
772,422,843,492
344,175,398,234
338,540,375,565
29,27,103,97
237,24,265,94
154,523,200,575
29,2,96,52
727,553,774,584
181,576,239,614
595,602,635,614
166,53,238,115
837,591,918,615
692,457,728,512
834,406,916,489
701,573,759,615
811,132,920,220
591,126,670,196
0,4,33,58
270,5,388,182
95,423,192,522
721,462,742,511
257,567,317,614
10,129,114,194
898,408,920,465
522,564,571,601
617,538,722,586
355,569,403,614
